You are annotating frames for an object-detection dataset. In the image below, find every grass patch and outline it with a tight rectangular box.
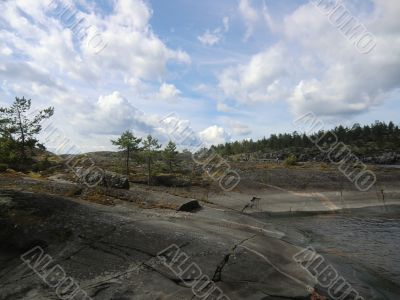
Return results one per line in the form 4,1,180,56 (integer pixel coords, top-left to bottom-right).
27,171,43,179
81,191,115,206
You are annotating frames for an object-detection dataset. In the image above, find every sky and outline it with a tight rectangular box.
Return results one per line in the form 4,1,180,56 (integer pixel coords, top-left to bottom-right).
0,0,399,152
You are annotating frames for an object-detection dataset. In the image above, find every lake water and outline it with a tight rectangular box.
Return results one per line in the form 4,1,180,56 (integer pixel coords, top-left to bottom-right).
264,207,400,299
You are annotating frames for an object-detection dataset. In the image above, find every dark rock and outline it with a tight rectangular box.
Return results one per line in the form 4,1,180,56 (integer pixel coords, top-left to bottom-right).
153,174,191,187
177,200,202,212
104,171,130,189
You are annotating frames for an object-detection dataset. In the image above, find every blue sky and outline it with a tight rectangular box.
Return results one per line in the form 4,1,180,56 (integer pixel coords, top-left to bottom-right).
0,0,399,152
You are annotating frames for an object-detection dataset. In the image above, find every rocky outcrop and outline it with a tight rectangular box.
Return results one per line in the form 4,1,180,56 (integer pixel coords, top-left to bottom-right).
362,152,399,164
77,168,129,189
152,174,191,187
0,190,316,300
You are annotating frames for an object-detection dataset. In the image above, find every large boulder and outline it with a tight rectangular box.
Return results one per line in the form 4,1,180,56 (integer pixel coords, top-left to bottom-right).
177,200,202,212
152,174,191,187
76,168,129,189
104,171,130,189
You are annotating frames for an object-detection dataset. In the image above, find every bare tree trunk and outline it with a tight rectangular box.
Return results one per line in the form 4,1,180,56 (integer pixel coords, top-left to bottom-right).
147,155,151,185
16,106,26,161
126,147,130,176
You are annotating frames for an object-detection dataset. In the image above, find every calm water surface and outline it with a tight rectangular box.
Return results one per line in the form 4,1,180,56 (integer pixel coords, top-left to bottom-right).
267,209,400,299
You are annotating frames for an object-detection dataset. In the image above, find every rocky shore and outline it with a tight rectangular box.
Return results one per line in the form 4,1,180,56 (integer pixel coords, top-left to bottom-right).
1,165,399,299
0,189,316,300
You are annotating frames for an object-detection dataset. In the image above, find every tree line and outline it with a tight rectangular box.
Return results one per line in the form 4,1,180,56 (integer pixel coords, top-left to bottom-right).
211,121,400,157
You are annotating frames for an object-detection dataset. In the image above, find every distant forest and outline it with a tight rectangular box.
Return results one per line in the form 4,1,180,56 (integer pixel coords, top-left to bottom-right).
211,121,400,157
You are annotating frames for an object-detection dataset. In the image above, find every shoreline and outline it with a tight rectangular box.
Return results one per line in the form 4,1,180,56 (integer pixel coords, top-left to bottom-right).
1,166,399,299
251,203,400,218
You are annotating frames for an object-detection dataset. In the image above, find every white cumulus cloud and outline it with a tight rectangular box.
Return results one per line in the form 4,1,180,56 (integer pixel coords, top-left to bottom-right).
218,44,289,103
285,0,400,117
158,83,182,101
199,125,230,146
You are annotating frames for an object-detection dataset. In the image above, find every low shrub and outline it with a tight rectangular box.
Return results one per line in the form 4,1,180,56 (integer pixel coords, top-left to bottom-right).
284,154,297,166
32,159,52,172
0,163,8,172
153,174,191,187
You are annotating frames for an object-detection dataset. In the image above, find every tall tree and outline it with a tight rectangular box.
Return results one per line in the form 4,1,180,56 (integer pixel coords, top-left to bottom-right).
163,140,179,173
111,130,142,175
143,135,161,185
0,97,54,161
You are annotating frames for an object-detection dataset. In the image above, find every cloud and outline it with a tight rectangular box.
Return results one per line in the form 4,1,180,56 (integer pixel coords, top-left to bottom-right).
198,17,230,46
0,0,193,151
216,102,235,113
158,83,181,101
262,2,277,34
223,17,230,32
0,61,66,92
93,4,191,81
238,0,259,40
110,0,152,30
218,44,289,103
0,47,13,56
237,0,276,40
70,91,153,135
198,30,221,46
0,0,191,85
2,0,399,152
230,121,252,136
199,125,230,146
284,0,400,117
219,0,400,119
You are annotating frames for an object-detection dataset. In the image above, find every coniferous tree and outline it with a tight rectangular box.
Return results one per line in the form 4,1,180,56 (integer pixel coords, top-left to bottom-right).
205,121,400,158
163,140,179,173
0,97,54,162
111,130,142,175
143,135,161,185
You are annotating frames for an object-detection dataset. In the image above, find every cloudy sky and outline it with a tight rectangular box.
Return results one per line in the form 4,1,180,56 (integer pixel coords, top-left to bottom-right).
0,0,399,152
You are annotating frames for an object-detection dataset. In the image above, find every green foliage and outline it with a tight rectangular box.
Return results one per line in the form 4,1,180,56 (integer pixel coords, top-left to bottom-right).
163,140,180,172
143,135,162,185
143,135,162,155
210,121,400,157
0,96,54,162
0,136,17,163
284,154,297,166
111,130,142,151
32,157,52,172
0,163,8,172
111,130,142,175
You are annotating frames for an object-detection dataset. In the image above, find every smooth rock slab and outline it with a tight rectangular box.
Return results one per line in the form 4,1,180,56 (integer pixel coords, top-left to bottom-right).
0,190,314,300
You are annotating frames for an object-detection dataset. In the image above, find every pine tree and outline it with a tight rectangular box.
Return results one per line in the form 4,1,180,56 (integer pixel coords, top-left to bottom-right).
111,130,142,175
143,135,161,185
163,140,179,173
0,97,54,161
